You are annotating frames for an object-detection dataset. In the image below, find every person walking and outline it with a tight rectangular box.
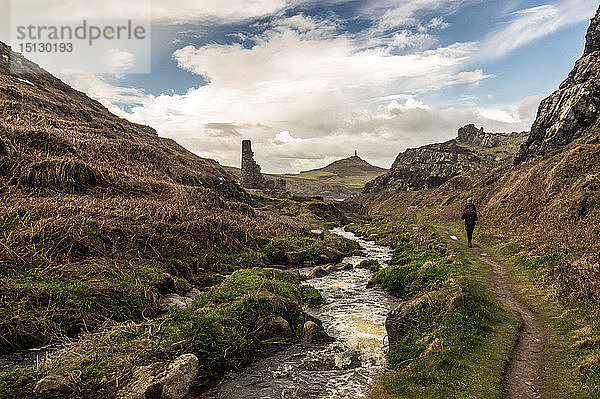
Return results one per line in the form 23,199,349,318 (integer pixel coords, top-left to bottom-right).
461,197,478,248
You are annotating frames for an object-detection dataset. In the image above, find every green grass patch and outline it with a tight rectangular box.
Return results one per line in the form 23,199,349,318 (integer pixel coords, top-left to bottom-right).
300,285,326,308
357,259,382,273
0,268,308,397
366,224,521,399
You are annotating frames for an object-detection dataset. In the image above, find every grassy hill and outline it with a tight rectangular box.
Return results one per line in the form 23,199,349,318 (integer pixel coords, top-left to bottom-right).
228,155,387,200
0,42,359,398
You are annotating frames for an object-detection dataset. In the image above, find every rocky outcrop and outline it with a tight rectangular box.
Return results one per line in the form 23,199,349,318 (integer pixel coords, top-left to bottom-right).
457,124,500,148
118,354,199,399
364,140,483,192
364,125,527,193
515,6,600,164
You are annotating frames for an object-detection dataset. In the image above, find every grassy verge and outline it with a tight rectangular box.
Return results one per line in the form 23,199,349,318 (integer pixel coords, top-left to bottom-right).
473,233,600,397
348,221,521,398
0,268,318,398
361,212,600,398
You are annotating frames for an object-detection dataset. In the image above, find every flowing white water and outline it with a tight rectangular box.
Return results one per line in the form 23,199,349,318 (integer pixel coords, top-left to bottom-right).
193,227,397,399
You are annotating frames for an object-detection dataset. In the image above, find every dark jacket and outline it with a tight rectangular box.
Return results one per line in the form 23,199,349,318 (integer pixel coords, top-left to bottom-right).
461,204,478,230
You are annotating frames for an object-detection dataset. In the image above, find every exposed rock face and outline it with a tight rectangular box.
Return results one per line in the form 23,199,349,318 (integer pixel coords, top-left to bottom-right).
364,140,482,192
118,354,199,399
515,6,600,164
457,124,499,148
364,126,527,193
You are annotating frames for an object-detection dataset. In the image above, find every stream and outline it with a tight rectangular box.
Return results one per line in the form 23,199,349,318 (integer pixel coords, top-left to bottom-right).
193,227,396,399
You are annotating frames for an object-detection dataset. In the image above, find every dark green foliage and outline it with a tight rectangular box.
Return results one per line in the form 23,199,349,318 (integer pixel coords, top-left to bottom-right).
357,259,381,273
370,242,457,297
261,243,286,264
300,285,326,308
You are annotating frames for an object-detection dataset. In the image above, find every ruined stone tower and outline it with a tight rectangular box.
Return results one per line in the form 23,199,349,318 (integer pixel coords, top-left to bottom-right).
240,140,286,191
240,140,268,189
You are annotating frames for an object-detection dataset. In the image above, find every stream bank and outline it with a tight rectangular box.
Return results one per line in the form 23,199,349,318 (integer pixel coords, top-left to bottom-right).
192,227,396,399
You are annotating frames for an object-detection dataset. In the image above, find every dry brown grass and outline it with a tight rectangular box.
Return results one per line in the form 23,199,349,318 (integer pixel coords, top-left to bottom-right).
0,41,326,356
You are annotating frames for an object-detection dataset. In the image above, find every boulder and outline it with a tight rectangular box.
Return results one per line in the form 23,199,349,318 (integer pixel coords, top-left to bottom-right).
118,354,199,399
309,229,325,239
301,321,329,344
160,294,193,311
385,295,430,349
34,374,69,395
256,316,293,341
318,254,330,263
322,247,343,263
285,250,306,265
325,265,338,273
307,266,328,279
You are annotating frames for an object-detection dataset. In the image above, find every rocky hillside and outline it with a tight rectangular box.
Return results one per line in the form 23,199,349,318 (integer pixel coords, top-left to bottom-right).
353,9,600,396
363,125,527,193
515,8,600,164
0,41,360,399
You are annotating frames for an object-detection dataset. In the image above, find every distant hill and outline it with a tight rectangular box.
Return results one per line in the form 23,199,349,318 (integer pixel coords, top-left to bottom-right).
227,155,387,199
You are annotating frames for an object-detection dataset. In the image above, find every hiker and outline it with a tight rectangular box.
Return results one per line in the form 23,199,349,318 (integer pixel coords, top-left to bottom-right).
461,197,478,248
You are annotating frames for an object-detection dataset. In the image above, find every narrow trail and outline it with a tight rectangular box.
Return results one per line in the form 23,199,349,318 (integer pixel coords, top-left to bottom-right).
448,232,546,399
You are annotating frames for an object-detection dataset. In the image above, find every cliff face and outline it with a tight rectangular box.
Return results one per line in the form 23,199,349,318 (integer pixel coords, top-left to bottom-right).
515,6,600,164
364,126,527,193
364,140,481,192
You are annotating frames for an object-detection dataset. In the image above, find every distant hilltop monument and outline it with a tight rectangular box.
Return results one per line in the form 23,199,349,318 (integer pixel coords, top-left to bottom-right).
240,140,286,191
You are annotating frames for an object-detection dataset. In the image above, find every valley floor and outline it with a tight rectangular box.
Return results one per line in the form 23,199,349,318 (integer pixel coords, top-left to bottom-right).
346,210,600,398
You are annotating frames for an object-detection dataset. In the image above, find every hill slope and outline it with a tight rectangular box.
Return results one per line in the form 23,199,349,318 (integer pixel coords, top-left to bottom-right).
350,7,600,397
0,42,359,398
275,155,387,199
226,154,387,199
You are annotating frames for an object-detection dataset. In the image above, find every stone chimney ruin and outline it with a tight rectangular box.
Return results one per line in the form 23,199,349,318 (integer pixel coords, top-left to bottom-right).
240,140,286,191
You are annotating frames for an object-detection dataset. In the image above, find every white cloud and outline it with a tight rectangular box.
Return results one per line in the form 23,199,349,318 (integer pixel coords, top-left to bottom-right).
106,49,136,74
272,131,312,145
54,1,574,173
365,0,466,30
481,0,598,59
453,69,494,85
58,72,147,114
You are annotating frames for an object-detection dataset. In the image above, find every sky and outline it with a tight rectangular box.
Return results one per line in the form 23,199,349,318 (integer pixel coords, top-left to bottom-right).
1,0,599,172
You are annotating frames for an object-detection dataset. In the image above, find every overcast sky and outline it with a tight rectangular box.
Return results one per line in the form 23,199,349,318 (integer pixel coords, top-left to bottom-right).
3,0,599,172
